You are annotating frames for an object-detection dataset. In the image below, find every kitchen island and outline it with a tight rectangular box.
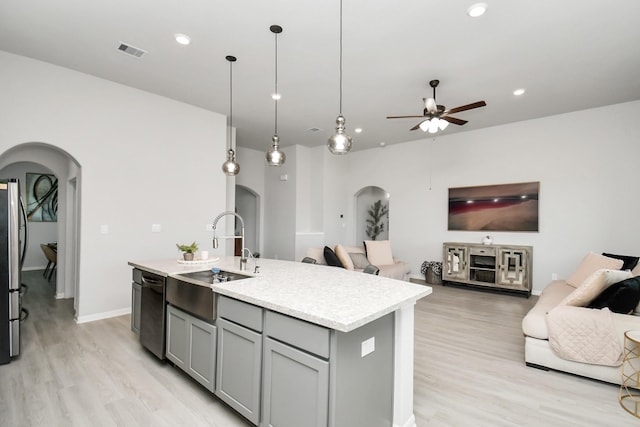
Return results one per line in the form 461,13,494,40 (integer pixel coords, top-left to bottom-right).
129,256,431,427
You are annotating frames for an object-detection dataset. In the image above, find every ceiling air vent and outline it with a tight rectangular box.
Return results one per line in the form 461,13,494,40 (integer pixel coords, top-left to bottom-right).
118,42,146,58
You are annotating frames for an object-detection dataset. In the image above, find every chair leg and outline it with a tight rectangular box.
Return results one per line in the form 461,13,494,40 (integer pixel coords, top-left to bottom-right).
43,261,51,277
48,264,56,282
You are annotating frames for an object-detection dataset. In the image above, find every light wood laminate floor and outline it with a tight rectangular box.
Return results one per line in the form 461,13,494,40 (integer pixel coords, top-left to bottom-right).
0,272,636,426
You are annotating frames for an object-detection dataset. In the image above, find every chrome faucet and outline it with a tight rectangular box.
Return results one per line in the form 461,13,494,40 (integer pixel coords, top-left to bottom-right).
212,211,247,271
241,247,260,274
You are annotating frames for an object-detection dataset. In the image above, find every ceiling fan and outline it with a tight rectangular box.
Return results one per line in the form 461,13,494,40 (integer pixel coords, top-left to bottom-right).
387,80,486,133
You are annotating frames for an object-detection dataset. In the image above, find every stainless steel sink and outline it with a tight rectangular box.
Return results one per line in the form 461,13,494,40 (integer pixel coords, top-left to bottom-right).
178,269,251,284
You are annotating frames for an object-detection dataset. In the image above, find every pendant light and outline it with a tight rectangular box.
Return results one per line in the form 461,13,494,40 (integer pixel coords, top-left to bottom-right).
222,55,240,176
266,25,286,166
327,0,352,155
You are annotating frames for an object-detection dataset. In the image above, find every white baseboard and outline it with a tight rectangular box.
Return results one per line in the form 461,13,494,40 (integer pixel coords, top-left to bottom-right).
76,307,131,324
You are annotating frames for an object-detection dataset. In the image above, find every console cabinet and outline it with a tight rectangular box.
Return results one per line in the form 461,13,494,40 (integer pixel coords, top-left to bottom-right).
166,304,217,392
443,242,532,295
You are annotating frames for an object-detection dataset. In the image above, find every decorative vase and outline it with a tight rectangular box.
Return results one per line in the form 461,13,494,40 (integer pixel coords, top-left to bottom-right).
183,252,194,261
482,235,493,245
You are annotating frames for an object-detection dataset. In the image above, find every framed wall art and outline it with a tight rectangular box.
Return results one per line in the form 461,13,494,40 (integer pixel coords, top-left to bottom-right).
26,173,58,222
448,181,539,232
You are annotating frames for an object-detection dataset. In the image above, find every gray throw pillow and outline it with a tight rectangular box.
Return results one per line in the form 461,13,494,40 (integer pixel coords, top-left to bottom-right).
350,253,370,269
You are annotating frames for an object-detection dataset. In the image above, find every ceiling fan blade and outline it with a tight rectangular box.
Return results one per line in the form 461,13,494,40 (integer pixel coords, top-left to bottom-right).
445,101,487,115
441,116,468,126
386,115,426,119
410,120,428,131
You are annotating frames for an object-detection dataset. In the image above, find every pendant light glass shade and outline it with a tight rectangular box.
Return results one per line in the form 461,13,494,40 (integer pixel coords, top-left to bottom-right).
328,115,352,154
266,25,286,166
328,0,352,155
266,135,286,166
222,55,240,176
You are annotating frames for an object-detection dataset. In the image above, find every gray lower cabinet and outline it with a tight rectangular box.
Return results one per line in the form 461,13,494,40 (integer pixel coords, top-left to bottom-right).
166,304,217,392
131,282,142,335
216,296,263,425
262,337,329,427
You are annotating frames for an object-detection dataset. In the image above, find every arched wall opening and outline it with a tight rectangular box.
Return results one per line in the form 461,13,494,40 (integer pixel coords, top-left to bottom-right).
354,186,390,244
0,142,81,313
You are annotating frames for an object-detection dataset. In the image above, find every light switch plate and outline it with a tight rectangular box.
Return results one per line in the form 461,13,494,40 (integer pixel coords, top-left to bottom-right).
361,337,375,358
100,224,109,234
151,224,161,233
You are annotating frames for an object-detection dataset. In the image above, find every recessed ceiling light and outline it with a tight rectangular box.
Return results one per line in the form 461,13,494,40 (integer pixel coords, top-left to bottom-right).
379,142,386,147
272,93,281,100
354,128,362,133
513,88,526,96
174,34,191,45
467,3,488,17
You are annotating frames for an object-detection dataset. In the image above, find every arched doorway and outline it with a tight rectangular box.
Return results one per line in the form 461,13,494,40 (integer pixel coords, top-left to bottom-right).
235,184,260,257
0,143,81,313
355,186,390,244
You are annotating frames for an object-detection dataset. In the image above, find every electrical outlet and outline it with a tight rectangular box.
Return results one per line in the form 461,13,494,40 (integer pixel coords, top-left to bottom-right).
151,224,161,233
551,273,558,280
100,224,109,234
361,337,375,357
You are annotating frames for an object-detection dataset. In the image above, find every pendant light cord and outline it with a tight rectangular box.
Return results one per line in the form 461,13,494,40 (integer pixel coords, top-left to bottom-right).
274,30,278,135
339,0,343,115
229,59,233,151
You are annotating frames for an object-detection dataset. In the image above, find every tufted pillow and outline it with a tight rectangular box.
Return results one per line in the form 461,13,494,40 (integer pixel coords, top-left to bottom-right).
334,244,354,270
560,269,632,307
363,240,394,266
566,252,624,288
323,246,344,268
588,276,640,314
602,252,639,271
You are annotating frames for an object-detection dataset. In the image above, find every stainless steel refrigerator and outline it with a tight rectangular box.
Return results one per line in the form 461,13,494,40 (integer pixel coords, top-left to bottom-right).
0,179,28,365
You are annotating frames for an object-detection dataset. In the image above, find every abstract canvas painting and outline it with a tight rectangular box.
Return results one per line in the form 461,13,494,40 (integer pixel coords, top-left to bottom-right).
448,181,539,232
26,173,58,222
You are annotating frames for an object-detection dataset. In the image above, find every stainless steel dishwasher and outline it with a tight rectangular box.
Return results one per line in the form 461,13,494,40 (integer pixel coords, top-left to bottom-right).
134,269,167,359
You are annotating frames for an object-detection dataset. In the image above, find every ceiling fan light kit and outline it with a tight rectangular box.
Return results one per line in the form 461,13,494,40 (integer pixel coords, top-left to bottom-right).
327,0,353,155
386,79,486,135
222,55,240,176
266,24,286,167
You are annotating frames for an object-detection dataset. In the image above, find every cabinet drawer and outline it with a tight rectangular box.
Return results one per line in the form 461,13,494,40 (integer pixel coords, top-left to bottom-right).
218,295,263,332
265,310,330,359
469,246,496,256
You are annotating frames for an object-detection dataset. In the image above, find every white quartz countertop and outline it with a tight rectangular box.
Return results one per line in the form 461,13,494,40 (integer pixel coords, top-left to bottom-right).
128,257,432,332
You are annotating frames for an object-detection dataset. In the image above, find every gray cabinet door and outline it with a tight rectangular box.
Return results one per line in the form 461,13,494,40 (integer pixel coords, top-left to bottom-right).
166,305,217,392
262,337,329,427
166,305,190,370
188,316,216,392
131,282,142,335
216,317,262,425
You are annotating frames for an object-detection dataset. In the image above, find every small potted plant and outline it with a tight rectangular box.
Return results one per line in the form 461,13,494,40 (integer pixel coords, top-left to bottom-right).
176,242,199,261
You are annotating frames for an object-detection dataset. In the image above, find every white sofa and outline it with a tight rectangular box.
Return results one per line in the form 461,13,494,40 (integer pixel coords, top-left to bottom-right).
522,252,640,385
305,242,411,281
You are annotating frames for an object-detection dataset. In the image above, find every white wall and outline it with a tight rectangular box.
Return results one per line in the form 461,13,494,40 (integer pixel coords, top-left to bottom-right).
0,162,58,270
341,100,640,293
0,51,228,321
236,146,266,256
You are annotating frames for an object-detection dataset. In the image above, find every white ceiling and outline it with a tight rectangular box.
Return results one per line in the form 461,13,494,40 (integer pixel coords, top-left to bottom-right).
1,0,639,152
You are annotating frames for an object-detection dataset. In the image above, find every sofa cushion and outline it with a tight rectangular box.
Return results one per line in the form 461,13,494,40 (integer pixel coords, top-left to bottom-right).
588,276,640,314
602,252,639,271
363,240,394,266
522,280,575,339
323,246,344,268
560,269,632,307
349,253,370,270
334,244,354,270
566,252,624,288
